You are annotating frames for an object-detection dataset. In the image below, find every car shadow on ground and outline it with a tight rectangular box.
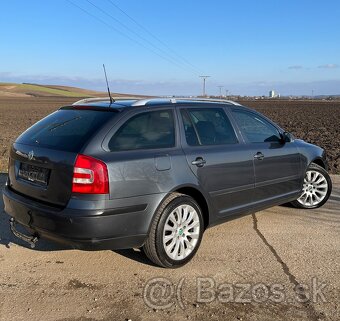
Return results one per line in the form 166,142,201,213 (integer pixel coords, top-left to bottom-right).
113,249,158,267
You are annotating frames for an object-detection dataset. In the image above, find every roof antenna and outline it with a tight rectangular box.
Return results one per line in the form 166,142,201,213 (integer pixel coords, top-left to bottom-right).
103,64,114,104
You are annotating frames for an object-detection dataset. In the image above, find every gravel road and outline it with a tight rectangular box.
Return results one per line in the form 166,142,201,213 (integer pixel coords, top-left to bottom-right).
0,174,339,321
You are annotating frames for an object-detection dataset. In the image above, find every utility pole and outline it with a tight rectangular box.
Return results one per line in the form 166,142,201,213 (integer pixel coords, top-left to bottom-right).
225,89,229,98
199,76,210,97
217,86,224,98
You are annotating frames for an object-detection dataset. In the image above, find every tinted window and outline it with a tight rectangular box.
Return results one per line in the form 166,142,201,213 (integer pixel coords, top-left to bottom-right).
181,111,199,146
16,109,116,152
182,108,238,145
109,110,175,151
231,110,281,143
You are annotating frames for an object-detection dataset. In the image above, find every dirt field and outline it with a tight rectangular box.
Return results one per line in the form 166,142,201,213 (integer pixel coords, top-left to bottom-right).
238,99,340,174
0,97,76,172
0,174,339,321
0,97,339,173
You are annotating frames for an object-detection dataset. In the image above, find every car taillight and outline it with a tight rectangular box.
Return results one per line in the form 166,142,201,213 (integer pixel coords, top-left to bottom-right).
72,154,109,194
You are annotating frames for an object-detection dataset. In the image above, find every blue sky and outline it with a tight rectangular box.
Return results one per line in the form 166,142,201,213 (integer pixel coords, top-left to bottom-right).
1,0,340,96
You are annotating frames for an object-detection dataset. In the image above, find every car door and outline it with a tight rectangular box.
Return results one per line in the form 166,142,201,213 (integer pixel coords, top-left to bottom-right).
101,108,182,199
230,108,302,205
178,106,255,217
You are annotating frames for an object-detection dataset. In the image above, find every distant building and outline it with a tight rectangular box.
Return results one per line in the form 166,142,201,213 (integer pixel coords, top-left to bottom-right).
269,90,280,98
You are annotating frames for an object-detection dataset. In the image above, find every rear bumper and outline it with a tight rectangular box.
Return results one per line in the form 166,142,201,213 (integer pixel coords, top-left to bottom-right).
2,185,164,250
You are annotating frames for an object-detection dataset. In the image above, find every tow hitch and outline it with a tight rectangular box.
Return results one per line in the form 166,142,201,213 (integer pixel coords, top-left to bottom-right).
9,218,39,248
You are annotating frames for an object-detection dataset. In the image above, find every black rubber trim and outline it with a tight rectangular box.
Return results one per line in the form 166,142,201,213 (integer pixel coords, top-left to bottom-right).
98,204,147,216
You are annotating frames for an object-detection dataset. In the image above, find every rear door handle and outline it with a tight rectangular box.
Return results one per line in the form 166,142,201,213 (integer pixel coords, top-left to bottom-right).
254,152,264,160
191,157,206,167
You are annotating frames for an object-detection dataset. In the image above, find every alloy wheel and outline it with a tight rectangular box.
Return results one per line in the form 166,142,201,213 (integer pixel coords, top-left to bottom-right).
162,204,200,261
297,170,328,207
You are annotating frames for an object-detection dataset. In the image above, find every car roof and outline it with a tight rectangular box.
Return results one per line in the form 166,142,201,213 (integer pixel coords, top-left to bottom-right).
68,97,243,111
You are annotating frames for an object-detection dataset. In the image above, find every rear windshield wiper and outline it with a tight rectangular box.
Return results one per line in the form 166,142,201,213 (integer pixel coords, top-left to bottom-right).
48,117,81,132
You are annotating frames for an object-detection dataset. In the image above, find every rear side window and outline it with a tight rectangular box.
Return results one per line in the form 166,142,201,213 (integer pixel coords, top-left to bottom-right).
231,110,281,143
181,108,238,146
108,110,175,151
16,109,116,152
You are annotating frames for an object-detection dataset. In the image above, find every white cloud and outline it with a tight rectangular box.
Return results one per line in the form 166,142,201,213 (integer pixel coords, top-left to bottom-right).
1,72,340,96
288,65,303,70
318,64,338,69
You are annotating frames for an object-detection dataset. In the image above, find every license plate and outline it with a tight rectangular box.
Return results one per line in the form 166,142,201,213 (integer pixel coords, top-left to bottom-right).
18,163,49,186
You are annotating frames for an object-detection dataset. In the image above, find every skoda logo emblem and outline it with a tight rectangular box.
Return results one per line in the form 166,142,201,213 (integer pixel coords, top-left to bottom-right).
28,151,34,161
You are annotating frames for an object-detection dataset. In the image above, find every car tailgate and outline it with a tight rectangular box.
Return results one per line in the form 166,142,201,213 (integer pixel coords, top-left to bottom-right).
8,143,76,207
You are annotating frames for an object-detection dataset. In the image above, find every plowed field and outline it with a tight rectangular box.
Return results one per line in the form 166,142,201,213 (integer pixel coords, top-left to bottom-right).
1,97,339,173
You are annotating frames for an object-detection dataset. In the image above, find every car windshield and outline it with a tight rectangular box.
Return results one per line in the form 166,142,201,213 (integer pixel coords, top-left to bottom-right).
16,109,117,152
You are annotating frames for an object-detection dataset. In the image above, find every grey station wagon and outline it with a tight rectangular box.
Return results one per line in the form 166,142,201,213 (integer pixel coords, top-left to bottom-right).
2,98,332,267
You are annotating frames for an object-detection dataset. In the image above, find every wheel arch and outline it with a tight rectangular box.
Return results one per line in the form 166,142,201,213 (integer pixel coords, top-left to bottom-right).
148,184,211,235
310,157,326,169
174,186,210,229
291,157,332,209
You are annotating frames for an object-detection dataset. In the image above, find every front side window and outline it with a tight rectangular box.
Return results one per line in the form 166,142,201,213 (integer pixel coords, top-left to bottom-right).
231,109,281,143
181,108,238,146
108,110,175,151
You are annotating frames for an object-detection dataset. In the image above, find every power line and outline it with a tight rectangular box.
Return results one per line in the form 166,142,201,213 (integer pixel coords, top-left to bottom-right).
105,0,203,74
199,76,210,97
66,0,197,74
217,85,224,98
84,0,199,75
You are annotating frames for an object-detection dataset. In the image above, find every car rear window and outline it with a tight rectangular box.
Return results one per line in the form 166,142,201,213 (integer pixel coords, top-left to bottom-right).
16,109,116,152
108,110,175,151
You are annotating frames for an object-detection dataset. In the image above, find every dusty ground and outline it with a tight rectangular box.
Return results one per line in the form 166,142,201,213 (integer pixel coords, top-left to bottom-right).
0,174,339,321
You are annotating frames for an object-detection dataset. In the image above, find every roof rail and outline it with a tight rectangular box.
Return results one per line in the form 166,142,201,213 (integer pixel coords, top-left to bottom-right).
132,98,177,106
176,97,242,106
131,97,241,106
72,97,111,105
72,96,144,105
72,97,242,107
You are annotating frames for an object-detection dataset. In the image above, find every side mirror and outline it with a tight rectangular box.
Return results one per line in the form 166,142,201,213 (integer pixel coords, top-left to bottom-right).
280,131,292,144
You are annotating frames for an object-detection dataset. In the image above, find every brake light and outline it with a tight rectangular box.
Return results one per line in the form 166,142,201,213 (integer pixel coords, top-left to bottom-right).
72,154,109,194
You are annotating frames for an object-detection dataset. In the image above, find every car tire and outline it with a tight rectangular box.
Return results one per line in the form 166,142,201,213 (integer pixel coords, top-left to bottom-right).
291,163,332,209
143,193,204,268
